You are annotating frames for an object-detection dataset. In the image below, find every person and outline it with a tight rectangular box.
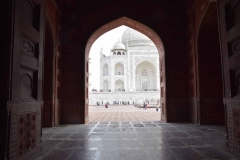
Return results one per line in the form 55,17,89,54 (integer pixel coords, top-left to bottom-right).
143,102,145,109
156,103,159,112
145,103,148,110
128,101,129,105
105,103,108,108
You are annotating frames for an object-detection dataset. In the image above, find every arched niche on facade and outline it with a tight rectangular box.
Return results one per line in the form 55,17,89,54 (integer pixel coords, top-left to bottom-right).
135,60,157,91
115,63,124,75
103,64,109,76
103,80,108,92
142,69,147,76
115,79,124,91
85,17,166,123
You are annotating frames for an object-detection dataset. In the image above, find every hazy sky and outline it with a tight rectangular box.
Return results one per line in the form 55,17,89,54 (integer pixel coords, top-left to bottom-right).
89,25,128,90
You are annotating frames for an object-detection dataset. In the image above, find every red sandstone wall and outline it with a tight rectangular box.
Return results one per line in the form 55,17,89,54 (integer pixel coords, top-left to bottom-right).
0,1,13,157
186,0,224,124
45,0,62,126
186,0,209,124
59,1,189,123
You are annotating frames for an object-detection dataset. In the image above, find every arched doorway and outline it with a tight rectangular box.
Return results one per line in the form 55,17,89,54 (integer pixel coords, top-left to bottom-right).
196,1,225,124
135,61,158,91
85,17,166,123
115,79,124,91
115,63,124,75
103,64,109,76
103,80,108,92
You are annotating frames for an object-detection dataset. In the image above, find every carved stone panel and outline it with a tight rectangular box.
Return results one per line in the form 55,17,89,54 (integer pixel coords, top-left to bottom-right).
225,99,240,154
233,108,240,144
229,39,240,56
230,68,240,97
217,0,240,155
18,112,37,156
20,68,38,100
22,37,34,54
7,101,42,160
20,74,33,98
22,0,40,30
21,36,38,58
225,1,240,30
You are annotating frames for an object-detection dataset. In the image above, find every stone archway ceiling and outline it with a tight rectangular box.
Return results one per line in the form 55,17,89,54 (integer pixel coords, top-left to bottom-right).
56,0,187,59
56,0,186,10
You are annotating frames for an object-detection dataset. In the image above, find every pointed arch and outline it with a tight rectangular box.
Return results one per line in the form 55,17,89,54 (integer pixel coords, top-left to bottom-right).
85,17,165,59
85,17,166,123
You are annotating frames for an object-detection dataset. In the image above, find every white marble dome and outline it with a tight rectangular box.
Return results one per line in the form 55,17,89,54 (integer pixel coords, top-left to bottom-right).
122,28,154,47
112,42,126,50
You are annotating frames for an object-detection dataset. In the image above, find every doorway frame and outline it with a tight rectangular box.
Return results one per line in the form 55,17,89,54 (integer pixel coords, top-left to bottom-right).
84,17,166,123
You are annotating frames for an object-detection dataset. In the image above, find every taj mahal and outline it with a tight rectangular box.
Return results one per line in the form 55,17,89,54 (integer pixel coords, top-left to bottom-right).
89,28,161,105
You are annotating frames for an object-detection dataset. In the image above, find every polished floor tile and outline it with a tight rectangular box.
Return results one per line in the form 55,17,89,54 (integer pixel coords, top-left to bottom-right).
37,121,240,160
37,105,240,160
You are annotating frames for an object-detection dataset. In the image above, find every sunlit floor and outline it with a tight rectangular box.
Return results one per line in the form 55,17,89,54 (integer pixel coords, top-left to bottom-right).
89,105,161,122
37,105,239,160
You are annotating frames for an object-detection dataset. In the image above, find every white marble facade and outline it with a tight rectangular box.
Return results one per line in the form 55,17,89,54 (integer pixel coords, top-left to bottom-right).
89,28,160,105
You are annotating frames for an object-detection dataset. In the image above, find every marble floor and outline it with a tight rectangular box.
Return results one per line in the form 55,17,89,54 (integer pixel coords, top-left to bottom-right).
38,121,240,160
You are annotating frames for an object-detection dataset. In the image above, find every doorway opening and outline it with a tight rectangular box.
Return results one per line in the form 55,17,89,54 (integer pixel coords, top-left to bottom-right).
85,17,165,123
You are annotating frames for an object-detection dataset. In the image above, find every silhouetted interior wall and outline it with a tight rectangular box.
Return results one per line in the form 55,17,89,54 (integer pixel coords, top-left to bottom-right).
44,0,62,126
1,0,237,158
56,1,189,123
186,0,210,124
197,2,224,124
43,19,54,127
186,0,224,124
0,1,13,158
